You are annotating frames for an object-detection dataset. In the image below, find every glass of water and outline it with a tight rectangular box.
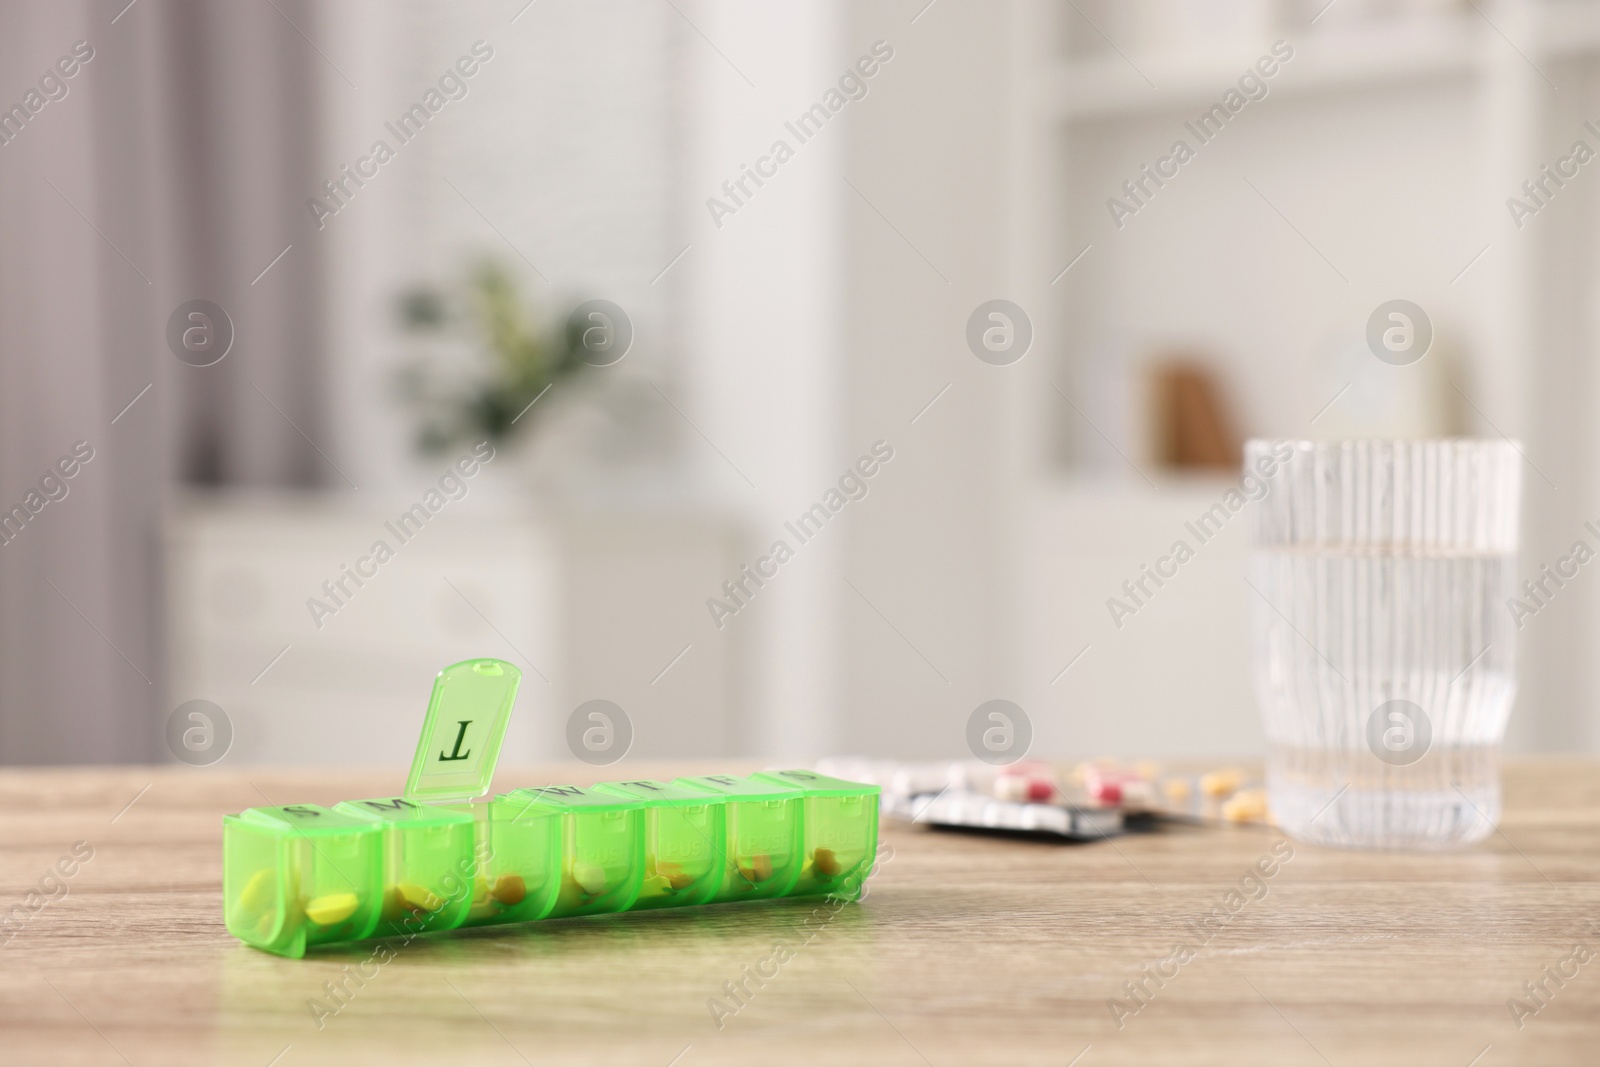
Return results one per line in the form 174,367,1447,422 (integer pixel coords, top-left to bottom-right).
1246,439,1521,849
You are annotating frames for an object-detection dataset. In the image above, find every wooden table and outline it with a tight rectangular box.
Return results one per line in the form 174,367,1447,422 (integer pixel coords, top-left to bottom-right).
1,762,1597,1066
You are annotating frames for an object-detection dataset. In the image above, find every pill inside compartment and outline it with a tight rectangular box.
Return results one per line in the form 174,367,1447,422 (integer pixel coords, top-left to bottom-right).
751,770,880,899
450,794,561,928
508,786,644,918
333,797,476,937
222,803,383,959
674,775,804,902
592,780,723,909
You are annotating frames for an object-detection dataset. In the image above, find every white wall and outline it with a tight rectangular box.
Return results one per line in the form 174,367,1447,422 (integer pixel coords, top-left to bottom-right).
839,1,1016,757
680,1,848,758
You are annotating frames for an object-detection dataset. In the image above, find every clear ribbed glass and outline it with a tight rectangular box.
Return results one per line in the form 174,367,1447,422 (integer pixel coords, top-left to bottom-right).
1246,439,1521,849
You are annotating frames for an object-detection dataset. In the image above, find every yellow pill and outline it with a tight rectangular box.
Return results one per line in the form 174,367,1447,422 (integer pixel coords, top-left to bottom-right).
398,882,444,914
491,874,526,906
813,848,842,877
573,863,606,896
1164,779,1192,804
1222,788,1268,823
305,892,359,926
641,874,673,896
1200,770,1242,799
239,869,277,915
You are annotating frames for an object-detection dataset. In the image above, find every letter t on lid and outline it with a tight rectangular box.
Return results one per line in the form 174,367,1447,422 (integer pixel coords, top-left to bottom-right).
404,659,521,803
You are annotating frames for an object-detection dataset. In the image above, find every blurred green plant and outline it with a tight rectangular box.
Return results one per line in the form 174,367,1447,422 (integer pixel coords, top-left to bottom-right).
395,260,587,454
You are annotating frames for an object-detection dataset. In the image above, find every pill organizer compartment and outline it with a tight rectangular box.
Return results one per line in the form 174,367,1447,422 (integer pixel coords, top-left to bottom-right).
509,786,645,918
675,775,804,902
451,795,562,928
752,770,880,899
333,797,476,936
222,804,383,959
592,780,723,909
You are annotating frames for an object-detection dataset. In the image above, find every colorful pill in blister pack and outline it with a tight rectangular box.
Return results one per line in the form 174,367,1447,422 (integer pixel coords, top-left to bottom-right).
822,758,1125,840
822,756,1273,841
1072,760,1270,825
1048,760,1272,825
223,770,880,958
1151,766,1270,825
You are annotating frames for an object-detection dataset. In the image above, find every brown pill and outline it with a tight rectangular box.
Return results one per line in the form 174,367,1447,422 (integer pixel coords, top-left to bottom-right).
491,874,526,906
380,886,405,923
657,862,695,891
813,848,842,877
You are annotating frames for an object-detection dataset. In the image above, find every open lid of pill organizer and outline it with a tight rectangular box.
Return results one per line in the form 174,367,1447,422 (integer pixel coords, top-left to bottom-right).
403,658,522,804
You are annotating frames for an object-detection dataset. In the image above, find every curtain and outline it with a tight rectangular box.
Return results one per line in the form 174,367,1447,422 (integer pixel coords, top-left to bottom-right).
0,0,328,763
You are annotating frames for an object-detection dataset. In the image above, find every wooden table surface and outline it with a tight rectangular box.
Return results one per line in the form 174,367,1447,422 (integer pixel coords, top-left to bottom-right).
1,761,1598,1066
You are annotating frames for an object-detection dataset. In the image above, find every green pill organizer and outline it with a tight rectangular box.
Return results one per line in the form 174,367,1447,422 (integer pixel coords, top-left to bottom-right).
223,659,879,957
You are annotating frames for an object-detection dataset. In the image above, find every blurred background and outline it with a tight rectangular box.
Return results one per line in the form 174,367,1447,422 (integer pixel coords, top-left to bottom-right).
0,0,1595,768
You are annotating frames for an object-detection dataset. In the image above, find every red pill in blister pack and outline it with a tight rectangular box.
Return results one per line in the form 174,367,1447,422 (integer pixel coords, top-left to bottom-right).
1077,761,1158,811
994,763,1058,803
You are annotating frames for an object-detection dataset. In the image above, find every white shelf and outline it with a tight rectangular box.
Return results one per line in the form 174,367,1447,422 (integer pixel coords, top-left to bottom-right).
1038,8,1600,121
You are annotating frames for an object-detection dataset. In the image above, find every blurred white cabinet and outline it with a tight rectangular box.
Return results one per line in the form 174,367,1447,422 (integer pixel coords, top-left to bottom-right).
1020,478,1262,759
164,492,743,766
165,493,558,766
